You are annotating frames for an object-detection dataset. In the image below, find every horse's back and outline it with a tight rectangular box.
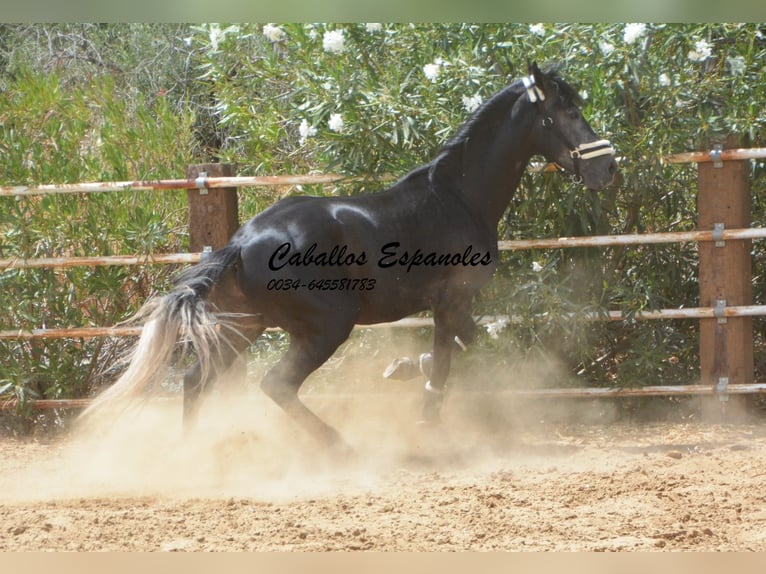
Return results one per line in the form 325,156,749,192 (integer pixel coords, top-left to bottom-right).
225,173,497,328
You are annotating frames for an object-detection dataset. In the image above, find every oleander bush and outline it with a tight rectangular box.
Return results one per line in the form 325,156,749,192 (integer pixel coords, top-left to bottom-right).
1,23,764,431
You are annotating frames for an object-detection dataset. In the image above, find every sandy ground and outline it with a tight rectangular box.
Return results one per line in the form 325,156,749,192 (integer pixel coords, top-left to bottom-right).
2,388,766,552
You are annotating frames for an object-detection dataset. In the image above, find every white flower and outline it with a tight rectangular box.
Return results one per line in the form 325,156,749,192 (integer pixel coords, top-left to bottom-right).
423,62,441,82
598,41,615,56
322,29,346,54
623,23,646,45
263,24,286,43
529,23,545,36
207,24,239,52
298,119,317,144
688,39,712,62
183,37,193,47
658,73,671,86
328,113,344,133
532,261,543,273
365,23,383,32
209,24,222,51
485,318,510,340
727,55,746,75
461,94,483,113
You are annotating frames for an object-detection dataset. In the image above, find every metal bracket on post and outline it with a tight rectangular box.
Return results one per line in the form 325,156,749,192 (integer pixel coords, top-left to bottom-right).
714,299,727,324
201,245,213,260
715,377,729,402
713,222,725,247
195,171,209,195
710,144,723,168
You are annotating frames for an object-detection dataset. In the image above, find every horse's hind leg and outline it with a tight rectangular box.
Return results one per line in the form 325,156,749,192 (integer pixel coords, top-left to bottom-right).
260,325,354,453
182,325,264,430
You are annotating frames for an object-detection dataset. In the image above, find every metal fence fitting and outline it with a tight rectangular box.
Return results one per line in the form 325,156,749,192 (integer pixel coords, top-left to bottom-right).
715,299,728,324
195,171,209,195
710,144,724,168
713,223,725,247
716,377,730,402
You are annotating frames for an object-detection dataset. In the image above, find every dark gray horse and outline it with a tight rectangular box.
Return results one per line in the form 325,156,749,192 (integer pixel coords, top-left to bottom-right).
85,63,616,452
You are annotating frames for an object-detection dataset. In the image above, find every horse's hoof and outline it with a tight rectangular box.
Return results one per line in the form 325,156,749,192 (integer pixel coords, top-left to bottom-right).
383,357,420,380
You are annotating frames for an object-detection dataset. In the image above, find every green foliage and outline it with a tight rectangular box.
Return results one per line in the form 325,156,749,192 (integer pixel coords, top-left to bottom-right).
0,44,196,427
1,23,765,431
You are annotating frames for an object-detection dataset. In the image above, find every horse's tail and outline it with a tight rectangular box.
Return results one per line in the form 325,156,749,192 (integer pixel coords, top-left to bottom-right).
81,244,242,417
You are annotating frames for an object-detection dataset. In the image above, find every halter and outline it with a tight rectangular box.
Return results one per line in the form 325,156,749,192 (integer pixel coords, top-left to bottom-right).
523,74,615,183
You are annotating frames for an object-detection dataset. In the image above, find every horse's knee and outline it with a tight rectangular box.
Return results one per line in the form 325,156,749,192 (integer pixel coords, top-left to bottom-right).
455,316,477,346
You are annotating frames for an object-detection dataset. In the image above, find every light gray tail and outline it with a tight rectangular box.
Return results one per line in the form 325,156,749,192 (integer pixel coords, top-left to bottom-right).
81,245,242,417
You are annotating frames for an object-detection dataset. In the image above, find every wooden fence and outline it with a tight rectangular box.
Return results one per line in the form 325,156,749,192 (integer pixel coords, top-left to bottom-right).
3,145,766,409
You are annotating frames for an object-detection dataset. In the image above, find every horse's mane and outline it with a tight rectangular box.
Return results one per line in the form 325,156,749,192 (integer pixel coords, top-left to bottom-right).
428,64,580,187
440,85,524,153
440,64,581,154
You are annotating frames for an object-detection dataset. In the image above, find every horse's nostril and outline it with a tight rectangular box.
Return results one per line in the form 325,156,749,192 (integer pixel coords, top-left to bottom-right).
608,160,617,175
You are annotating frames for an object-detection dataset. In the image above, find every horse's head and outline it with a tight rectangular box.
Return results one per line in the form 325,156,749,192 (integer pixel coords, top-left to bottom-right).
524,62,617,189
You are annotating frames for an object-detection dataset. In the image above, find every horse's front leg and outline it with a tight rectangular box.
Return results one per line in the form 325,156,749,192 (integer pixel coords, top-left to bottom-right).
419,336,451,424
419,317,457,424
419,299,477,424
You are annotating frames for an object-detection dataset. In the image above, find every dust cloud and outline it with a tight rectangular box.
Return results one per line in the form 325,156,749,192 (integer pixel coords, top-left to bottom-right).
0,330,618,505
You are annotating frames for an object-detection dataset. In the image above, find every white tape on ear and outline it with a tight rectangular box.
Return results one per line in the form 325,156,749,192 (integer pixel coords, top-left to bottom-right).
522,75,546,103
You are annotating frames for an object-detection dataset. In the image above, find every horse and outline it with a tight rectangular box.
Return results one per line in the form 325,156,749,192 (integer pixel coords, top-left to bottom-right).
83,62,617,453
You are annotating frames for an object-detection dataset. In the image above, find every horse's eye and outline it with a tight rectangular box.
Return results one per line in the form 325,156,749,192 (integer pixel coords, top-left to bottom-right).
567,108,581,120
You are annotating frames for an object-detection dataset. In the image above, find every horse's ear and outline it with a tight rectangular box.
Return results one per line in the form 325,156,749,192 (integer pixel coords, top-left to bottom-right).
529,61,545,87
528,61,553,100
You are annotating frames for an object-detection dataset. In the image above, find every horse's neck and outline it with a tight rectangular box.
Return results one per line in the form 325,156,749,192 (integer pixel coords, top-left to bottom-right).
453,105,534,231
459,145,531,233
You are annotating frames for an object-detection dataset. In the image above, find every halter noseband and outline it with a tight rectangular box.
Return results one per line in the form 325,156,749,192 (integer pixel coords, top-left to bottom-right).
523,74,615,182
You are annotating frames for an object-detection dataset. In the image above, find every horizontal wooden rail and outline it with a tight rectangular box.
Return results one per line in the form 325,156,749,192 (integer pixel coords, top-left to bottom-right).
4,305,766,341
665,147,766,164
504,383,766,397
0,174,374,197
4,227,766,271
0,253,201,270
0,166,563,198
498,227,766,251
5,383,766,411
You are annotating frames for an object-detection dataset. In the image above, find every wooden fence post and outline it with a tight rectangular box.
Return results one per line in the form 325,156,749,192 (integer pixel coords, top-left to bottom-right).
185,163,247,390
185,163,239,252
698,135,754,398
